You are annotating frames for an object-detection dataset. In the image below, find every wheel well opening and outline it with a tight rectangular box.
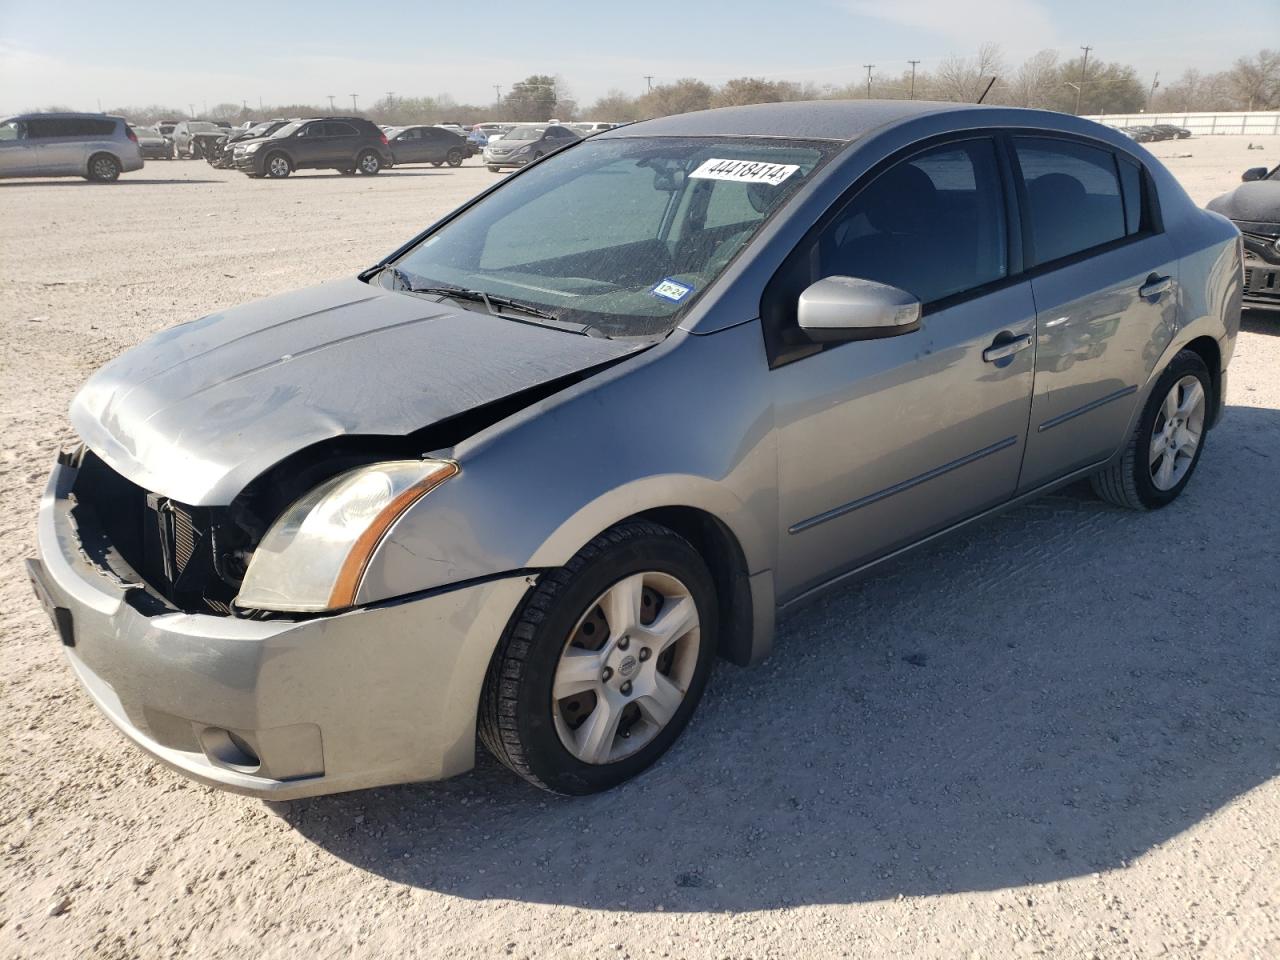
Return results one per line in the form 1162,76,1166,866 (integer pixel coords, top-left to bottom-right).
1182,335,1222,427
631,507,754,667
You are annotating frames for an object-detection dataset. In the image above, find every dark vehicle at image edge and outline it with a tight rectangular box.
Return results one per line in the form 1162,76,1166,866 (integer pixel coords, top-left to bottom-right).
1208,162,1280,312
234,116,391,178
28,101,1241,801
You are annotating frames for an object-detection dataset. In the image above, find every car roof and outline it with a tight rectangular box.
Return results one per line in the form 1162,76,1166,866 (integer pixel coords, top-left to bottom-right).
599,99,1007,142
7,112,123,121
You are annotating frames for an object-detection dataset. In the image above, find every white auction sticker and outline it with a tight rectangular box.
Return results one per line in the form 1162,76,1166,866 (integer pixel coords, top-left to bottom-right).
689,158,800,186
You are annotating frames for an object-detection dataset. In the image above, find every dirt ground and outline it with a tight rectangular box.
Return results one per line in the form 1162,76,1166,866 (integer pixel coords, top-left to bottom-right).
1,135,1278,960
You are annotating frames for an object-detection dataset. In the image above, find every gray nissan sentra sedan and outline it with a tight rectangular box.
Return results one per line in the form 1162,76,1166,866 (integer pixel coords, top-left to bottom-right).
28,101,1242,799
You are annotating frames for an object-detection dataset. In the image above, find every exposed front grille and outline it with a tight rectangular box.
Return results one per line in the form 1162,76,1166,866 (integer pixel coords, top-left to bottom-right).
73,451,238,614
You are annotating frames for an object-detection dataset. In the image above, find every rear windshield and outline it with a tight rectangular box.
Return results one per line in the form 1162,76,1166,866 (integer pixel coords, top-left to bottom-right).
388,136,839,338
502,127,544,142
188,122,218,132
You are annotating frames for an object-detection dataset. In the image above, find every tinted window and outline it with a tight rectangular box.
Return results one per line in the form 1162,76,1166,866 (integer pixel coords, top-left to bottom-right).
26,117,115,138
1015,137,1126,265
328,122,358,137
818,138,1008,305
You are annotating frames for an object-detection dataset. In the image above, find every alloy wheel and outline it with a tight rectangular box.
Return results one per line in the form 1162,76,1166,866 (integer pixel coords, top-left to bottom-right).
551,571,700,765
268,155,290,178
1149,374,1205,490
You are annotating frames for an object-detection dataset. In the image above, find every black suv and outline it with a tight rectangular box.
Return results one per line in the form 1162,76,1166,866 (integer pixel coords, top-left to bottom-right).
234,117,392,178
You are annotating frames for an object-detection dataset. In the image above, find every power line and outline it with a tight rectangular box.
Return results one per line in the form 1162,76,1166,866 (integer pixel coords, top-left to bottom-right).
864,64,874,99
1075,45,1092,114
908,60,920,100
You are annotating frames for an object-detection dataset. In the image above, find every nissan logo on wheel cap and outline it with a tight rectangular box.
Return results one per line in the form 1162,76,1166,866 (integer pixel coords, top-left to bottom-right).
618,655,639,678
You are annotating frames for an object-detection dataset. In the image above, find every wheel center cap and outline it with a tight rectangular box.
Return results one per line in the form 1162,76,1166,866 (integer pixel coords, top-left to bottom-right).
617,654,639,679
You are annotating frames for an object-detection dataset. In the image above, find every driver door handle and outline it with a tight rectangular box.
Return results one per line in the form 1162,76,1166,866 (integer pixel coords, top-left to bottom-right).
1139,274,1172,298
982,334,1033,363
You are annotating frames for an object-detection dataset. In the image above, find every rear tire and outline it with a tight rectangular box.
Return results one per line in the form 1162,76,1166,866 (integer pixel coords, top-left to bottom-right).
479,521,718,795
357,150,381,175
86,153,121,182
446,148,464,167
487,165,501,173
1090,350,1212,510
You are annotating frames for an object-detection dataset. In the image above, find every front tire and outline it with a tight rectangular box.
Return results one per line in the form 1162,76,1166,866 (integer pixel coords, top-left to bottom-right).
480,521,718,795
1091,350,1211,510
264,152,291,178
86,153,121,182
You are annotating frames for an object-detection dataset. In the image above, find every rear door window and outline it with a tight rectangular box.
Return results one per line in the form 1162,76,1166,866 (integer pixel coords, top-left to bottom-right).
1014,137,1127,265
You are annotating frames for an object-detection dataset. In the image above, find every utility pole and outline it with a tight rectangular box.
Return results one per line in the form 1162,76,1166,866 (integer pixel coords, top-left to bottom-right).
1075,45,1092,115
864,64,874,99
189,103,195,118
493,84,502,102
386,91,394,110
350,93,359,113
1147,71,1160,109
644,75,654,92
908,60,920,99
327,95,336,112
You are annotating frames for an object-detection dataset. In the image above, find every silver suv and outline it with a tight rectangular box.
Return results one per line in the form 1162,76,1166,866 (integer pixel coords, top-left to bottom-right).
0,113,144,182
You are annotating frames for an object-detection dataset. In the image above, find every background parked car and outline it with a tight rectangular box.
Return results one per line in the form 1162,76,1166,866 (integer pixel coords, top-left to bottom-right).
208,119,290,169
1153,124,1192,139
171,120,225,159
1122,125,1157,142
386,124,471,167
482,123,581,171
569,121,620,136
1208,162,1280,313
0,112,143,182
234,117,391,178
133,125,174,160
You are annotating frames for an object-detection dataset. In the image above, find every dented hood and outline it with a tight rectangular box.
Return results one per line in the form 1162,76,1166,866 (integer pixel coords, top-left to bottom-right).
71,277,641,505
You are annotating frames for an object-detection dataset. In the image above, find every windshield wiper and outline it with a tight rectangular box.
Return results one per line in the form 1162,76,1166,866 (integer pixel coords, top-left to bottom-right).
376,264,608,335
410,284,560,322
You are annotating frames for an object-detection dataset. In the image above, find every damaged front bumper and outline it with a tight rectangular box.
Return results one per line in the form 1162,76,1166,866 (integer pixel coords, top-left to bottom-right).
29,456,531,800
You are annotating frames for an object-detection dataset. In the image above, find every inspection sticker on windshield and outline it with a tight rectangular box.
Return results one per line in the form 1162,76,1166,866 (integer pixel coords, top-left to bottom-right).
652,277,694,302
689,158,800,186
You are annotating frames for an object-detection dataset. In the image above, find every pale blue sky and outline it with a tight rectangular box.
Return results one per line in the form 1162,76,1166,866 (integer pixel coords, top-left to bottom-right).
1,0,1273,112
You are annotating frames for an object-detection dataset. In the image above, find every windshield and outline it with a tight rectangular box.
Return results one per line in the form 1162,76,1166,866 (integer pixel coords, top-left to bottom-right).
272,121,304,138
189,122,218,132
502,126,544,142
388,136,836,338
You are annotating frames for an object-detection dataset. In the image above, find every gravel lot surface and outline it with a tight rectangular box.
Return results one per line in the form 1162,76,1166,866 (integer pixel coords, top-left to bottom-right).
2,138,1278,960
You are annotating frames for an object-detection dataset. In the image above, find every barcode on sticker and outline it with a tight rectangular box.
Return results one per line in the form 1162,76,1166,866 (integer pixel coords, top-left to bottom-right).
689,158,800,186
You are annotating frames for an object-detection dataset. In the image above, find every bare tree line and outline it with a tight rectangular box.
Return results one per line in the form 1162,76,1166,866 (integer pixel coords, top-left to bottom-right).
38,47,1280,126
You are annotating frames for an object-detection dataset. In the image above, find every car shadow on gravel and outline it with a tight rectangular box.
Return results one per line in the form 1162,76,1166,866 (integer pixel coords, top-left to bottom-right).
1242,311,1280,336
286,404,1280,911
0,178,222,187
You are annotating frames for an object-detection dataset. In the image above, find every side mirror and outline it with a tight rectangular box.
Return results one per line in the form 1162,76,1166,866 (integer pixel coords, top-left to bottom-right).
798,276,921,342
1242,167,1268,182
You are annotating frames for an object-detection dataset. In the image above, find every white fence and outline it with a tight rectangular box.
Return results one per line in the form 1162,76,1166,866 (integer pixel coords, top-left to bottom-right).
1084,111,1280,136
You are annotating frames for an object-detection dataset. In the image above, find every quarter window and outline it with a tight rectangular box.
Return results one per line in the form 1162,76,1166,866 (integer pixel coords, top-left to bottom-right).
1014,137,1127,265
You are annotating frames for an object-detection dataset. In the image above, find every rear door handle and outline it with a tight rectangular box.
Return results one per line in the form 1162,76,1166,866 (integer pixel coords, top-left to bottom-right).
1139,274,1172,298
983,334,1033,363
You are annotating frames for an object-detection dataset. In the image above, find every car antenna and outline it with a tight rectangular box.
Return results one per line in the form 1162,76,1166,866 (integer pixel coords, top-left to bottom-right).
977,76,998,104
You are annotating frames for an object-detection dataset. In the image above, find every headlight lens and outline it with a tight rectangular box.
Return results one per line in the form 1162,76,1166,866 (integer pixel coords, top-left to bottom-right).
235,459,458,612
245,141,263,153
